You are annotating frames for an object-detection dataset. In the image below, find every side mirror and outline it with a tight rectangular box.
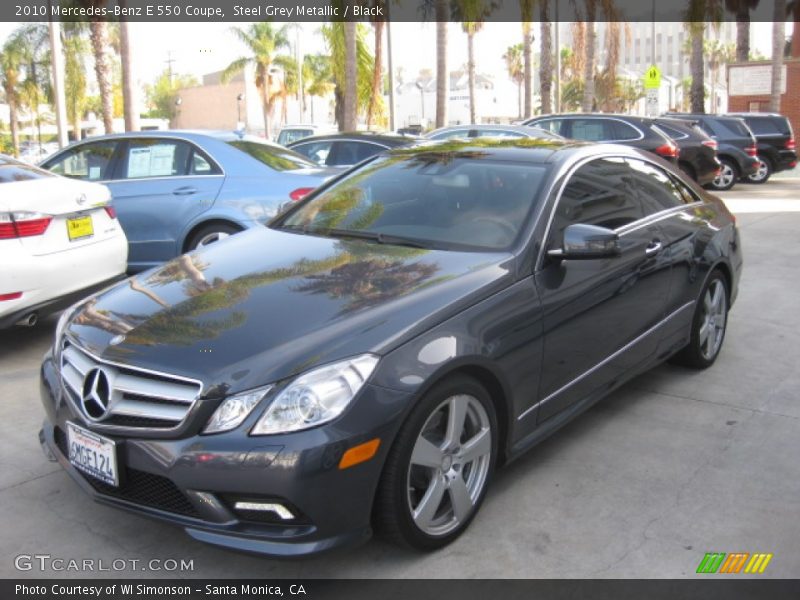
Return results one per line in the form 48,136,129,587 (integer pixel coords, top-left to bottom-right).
547,223,620,260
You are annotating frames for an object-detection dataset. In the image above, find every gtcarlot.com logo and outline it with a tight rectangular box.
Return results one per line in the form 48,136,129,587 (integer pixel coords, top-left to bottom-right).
696,552,773,574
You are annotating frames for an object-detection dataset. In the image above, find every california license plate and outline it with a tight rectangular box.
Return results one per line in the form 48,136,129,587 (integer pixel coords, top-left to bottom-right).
66,421,118,487
67,215,93,241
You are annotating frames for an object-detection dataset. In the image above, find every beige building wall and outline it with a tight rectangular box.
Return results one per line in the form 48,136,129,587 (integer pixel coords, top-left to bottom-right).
173,78,246,131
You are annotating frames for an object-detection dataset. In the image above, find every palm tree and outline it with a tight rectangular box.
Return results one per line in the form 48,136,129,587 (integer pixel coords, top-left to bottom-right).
76,2,115,134
539,0,553,114
119,13,139,132
61,22,89,141
14,25,50,149
520,0,535,118
706,40,736,112
579,0,620,113
685,0,723,113
503,44,525,118
343,22,358,131
222,23,291,139
454,0,495,124
435,1,449,128
770,0,786,112
725,0,760,62
321,23,375,128
366,2,386,128
303,54,335,122
1,35,26,156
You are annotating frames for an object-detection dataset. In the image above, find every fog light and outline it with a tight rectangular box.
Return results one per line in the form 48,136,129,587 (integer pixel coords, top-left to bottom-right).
233,501,295,520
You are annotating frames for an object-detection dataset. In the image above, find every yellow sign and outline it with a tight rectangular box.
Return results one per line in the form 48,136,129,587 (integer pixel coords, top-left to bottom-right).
644,65,661,89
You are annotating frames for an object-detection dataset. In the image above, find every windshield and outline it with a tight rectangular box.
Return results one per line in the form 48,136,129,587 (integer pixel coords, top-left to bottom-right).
274,151,549,251
228,140,317,171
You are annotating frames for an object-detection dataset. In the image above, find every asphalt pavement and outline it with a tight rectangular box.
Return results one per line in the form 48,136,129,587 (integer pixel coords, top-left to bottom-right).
1,179,798,579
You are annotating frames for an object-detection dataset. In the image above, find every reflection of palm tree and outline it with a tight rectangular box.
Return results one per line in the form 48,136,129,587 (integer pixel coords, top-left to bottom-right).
295,258,439,313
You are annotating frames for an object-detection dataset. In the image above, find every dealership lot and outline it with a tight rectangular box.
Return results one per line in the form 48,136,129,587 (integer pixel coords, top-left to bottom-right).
1,180,798,578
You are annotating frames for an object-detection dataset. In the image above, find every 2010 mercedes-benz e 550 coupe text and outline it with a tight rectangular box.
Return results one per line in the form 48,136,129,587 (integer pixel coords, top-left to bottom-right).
39,139,743,557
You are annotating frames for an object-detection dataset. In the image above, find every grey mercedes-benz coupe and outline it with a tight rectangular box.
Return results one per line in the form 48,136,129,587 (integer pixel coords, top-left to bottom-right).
39,139,742,556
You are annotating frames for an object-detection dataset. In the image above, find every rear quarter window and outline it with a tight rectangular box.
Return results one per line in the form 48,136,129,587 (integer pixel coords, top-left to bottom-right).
745,118,783,136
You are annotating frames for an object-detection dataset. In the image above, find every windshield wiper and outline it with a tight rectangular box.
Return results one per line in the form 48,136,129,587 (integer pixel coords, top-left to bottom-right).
326,229,430,249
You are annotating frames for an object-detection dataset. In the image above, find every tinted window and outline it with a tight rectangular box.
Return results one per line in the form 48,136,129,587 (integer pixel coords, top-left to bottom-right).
291,140,333,165
568,119,613,142
46,141,118,181
477,129,526,138
656,123,689,140
229,140,316,171
533,119,564,135
717,118,752,138
0,157,53,183
277,129,314,145
612,120,643,141
625,158,689,212
331,141,386,165
549,158,647,246
428,129,470,140
745,118,782,135
278,153,548,251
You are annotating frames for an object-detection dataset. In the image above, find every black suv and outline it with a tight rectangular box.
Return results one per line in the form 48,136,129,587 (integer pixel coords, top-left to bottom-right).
653,117,721,187
522,114,680,164
725,113,797,183
663,113,760,191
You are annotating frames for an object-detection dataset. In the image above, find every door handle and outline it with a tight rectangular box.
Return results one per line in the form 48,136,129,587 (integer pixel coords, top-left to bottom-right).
173,186,198,196
645,240,663,256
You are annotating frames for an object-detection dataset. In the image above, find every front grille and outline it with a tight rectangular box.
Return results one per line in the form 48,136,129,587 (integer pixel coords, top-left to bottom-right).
59,341,202,431
54,427,200,518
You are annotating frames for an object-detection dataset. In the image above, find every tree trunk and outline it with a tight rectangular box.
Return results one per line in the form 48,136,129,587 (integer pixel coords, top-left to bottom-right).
119,17,140,132
735,2,750,63
435,5,448,128
343,22,358,131
539,2,553,115
468,30,476,124
89,20,114,134
690,25,705,113
518,83,522,118
522,21,533,118
581,15,596,113
769,0,786,113
260,68,271,139
8,98,20,156
367,21,384,128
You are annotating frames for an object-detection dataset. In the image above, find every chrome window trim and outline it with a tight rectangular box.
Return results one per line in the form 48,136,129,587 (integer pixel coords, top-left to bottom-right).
517,300,696,421
534,153,700,270
45,135,227,183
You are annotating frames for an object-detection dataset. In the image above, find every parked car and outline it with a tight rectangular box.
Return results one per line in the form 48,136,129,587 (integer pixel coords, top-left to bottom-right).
40,131,337,272
523,114,681,164
288,132,422,168
0,155,127,329
653,117,721,186
724,112,797,183
40,139,741,557
663,113,760,191
426,124,562,141
275,124,337,146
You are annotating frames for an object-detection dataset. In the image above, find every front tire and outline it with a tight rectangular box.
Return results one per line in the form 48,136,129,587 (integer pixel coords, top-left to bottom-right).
746,155,772,184
670,271,729,369
375,374,497,551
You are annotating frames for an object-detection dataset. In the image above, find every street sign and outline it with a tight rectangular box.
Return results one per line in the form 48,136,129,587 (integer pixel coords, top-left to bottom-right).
644,65,661,89
645,88,659,117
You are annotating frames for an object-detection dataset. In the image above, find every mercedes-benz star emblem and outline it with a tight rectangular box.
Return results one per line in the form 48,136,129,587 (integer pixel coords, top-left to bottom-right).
82,368,111,419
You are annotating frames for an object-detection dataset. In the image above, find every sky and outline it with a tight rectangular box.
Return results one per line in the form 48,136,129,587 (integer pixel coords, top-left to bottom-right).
0,20,781,91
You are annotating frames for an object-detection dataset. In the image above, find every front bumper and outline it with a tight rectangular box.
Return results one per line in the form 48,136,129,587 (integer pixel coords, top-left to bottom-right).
39,352,410,557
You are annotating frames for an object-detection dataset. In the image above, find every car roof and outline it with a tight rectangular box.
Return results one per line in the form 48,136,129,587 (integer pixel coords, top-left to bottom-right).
287,132,422,146
381,137,645,166
62,129,260,144
530,113,653,122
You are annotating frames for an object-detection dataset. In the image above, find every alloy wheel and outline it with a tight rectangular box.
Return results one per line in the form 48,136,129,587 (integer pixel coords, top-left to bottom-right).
406,394,492,537
713,163,735,190
699,278,727,361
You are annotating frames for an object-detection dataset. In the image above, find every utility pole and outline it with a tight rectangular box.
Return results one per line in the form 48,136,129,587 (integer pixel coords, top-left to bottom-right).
165,51,176,85
48,15,68,148
554,1,560,113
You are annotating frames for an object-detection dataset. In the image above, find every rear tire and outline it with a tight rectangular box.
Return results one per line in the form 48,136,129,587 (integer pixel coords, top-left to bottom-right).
708,158,738,191
670,270,729,369
187,223,241,251
375,374,497,551
746,155,772,184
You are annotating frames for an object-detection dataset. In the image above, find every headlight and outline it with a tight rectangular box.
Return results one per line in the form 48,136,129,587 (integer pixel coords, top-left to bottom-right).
251,354,379,435
203,385,272,434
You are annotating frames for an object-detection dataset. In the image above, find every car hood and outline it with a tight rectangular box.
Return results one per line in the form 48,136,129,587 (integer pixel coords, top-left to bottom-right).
64,227,514,395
